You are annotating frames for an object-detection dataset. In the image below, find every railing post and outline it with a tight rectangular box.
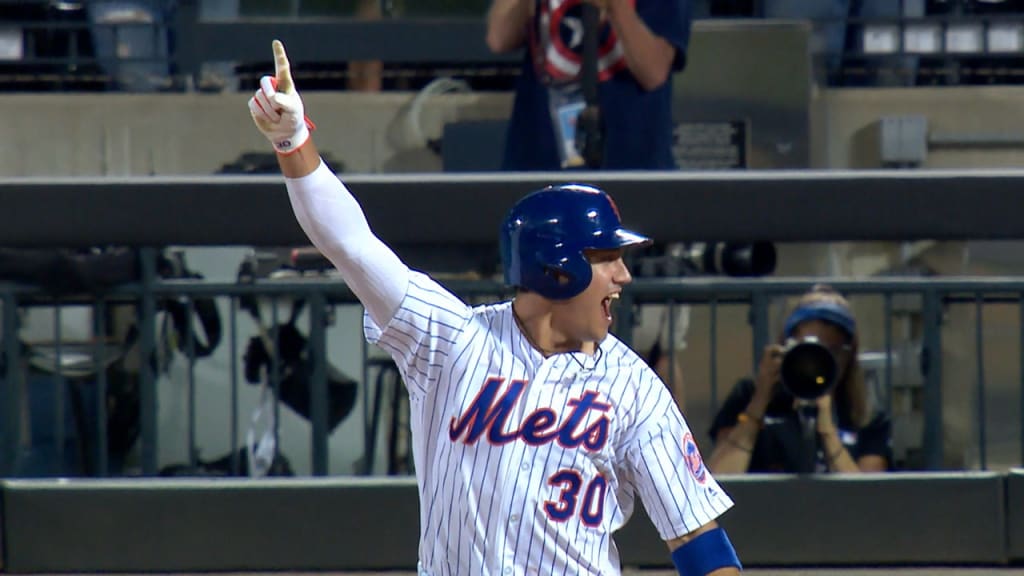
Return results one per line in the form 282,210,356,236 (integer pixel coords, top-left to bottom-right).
185,297,197,469
309,292,329,476
361,335,373,476
1019,292,1024,468
666,299,677,394
2,292,21,476
883,292,894,419
974,293,987,470
138,247,159,475
53,303,65,474
229,297,240,475
750,290,770,375
92,299,109,476
270,300,282,467
921,289,944,470
709,296,719,419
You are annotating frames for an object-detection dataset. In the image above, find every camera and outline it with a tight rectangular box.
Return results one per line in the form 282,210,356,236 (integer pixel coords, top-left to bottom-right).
632,241,777,278
780,336,840,401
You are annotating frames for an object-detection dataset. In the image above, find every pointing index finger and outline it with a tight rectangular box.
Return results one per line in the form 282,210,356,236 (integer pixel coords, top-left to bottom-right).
272,39,293,93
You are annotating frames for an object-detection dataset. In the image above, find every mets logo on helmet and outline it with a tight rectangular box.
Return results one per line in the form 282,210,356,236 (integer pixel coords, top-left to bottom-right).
682,432,707,484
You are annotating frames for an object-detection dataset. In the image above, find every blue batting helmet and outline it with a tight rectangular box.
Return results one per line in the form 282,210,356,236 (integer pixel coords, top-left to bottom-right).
500,183,651,300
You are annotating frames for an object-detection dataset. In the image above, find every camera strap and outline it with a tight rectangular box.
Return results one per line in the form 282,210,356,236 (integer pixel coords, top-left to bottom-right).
795,402,819,474
577,1,604,168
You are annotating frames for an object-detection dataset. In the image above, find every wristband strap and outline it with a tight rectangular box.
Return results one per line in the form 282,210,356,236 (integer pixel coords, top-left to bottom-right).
671,527,742,576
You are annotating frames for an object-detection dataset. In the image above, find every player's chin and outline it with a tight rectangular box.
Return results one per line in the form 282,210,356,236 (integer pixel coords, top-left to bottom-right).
587,324,611,344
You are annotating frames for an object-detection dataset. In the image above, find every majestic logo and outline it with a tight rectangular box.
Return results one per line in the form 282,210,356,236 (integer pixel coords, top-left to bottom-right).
532,0,629,83
449,377,612,452
682,432,707,484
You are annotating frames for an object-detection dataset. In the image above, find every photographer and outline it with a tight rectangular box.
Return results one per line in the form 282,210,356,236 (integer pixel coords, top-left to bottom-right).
707,285,892,474
486,0,692,170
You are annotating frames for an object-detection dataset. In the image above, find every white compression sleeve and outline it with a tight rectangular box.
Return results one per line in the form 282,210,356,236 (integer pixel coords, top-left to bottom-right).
285,159,409,328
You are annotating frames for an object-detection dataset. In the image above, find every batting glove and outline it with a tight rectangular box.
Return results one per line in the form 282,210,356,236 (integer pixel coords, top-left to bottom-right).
248,40,316,155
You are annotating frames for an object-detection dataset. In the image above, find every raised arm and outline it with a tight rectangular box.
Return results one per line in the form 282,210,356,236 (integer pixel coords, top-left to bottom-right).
248,40,408,328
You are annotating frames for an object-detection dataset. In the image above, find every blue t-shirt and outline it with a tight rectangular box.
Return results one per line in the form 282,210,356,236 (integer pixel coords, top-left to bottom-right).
502,0,692,171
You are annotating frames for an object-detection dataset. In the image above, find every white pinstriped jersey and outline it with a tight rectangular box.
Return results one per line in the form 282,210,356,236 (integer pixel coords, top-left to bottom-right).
365,271,734,576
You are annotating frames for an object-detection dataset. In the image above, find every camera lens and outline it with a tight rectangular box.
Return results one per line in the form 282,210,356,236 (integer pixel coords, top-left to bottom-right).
780,338,838,400
704,242,777,277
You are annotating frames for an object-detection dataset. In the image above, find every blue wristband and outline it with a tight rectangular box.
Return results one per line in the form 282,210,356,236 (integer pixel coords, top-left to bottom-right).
670,527,742,575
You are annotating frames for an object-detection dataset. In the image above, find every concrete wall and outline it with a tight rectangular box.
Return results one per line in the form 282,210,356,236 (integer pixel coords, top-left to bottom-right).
817,86,1024,170
0,91,512,177
1,473,1015,571
4,86,1024,177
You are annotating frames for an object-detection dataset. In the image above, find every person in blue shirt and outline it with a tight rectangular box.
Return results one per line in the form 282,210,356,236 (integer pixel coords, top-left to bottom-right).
486,0,693,170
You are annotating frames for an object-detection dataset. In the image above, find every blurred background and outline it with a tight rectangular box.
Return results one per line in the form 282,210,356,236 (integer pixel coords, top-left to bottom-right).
1,0,1024,572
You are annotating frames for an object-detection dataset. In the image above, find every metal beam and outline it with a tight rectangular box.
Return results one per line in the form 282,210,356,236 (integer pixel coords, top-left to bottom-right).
4,170,1024,248
0,473,1009,571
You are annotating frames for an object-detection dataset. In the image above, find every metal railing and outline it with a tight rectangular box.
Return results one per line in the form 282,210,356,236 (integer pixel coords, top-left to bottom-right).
1,247,1021,478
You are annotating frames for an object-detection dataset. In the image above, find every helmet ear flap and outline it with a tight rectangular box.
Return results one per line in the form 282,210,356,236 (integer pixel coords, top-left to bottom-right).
529,246,593,300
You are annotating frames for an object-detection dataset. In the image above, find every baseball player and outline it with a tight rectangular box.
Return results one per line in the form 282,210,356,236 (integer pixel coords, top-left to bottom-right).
249,40,742,576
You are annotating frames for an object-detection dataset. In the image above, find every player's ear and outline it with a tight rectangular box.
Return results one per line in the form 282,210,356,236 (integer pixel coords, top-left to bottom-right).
544,268,571,286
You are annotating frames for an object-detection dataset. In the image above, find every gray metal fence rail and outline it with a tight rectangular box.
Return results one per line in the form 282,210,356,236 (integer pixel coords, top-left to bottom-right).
2,253,1022,477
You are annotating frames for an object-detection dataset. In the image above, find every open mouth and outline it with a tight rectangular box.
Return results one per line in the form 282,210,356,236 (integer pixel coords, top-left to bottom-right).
601,293,620,321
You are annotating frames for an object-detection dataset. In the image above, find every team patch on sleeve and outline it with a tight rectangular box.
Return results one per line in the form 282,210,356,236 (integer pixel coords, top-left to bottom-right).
682,432,707,484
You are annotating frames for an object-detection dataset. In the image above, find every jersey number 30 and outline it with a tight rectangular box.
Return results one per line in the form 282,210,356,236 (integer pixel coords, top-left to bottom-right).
544,469,607,526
